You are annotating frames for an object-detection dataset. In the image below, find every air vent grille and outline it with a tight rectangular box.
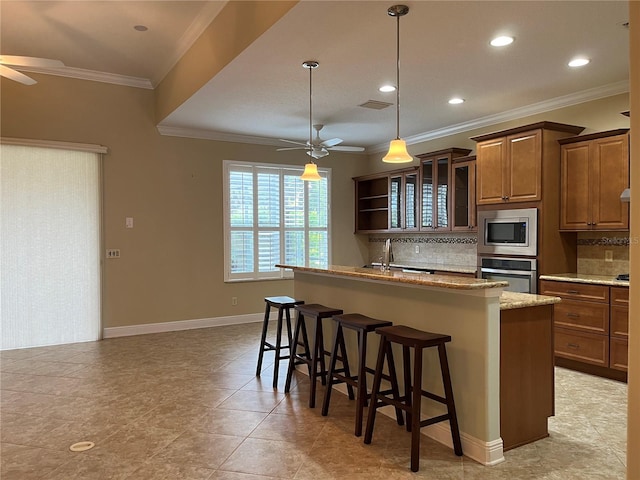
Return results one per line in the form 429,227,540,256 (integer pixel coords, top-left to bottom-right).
359,100,393,110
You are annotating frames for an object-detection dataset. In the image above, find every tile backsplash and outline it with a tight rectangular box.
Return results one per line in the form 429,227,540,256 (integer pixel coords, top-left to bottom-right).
577,232,630,276
366,231,630,276
368,233,477,267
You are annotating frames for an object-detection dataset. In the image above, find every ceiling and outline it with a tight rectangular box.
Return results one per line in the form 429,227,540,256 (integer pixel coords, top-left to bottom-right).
0,1,630,154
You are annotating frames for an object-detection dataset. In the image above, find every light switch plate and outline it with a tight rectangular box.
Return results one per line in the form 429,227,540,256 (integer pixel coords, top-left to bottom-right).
125,217,134,228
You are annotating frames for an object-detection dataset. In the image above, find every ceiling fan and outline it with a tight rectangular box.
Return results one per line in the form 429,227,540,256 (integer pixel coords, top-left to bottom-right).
277,60,364,160
0,55,64,85
278,123,365,159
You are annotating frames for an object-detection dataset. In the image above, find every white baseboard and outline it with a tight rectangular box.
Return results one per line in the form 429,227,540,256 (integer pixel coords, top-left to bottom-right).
102,313,263,339
330,383,505,466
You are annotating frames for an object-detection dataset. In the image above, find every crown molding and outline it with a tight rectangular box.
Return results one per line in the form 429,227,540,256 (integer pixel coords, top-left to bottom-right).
15,66,153,89
369,80,630,153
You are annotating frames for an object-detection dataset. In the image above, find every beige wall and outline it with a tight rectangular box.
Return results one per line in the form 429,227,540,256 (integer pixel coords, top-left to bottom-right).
0,74,369,329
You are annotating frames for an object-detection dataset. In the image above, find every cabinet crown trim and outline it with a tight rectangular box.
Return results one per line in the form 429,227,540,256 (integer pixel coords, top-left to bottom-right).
470,122,584,142
557,129,630,145
416,147,471,159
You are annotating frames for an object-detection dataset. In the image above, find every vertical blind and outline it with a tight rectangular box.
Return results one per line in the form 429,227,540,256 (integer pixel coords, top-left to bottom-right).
224,161,330,281
1,144,101,349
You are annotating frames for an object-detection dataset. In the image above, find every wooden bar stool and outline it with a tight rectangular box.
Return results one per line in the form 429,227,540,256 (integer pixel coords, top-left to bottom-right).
364,325,463,472
321,313,404,436
256,296,304,388
284,303,343,407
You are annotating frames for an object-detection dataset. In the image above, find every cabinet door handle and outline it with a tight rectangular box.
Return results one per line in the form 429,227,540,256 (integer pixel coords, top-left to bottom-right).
567,343,580,349
566,290,580,294
566,313,580,318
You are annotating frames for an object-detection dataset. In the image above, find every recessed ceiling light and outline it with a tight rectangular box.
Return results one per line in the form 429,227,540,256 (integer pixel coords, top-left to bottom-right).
134,25,148,32
379,84,396,93
448,98,464,105
568,57,590,67
490,36,514,47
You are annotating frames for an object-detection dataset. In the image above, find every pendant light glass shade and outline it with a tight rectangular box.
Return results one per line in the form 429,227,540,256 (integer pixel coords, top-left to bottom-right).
300,161,321,181
383,5,412,164
382,139,412,163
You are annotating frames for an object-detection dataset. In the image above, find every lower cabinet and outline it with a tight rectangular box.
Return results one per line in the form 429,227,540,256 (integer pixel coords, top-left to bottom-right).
539,280,628,380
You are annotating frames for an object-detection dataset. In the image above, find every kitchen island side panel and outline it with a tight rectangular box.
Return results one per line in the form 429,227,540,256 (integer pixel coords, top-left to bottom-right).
292,270,503,464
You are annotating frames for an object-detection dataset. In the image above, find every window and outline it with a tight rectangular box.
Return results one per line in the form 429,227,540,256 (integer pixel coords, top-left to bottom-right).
223,160,330,281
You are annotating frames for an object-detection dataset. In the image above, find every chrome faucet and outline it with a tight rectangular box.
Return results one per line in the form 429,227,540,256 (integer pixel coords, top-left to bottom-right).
382,238,394,271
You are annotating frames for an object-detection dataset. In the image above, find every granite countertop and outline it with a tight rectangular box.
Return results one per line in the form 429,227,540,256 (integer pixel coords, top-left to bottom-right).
276,264,507,290
369,262,477,275
539,273,629,287
499,291,562,311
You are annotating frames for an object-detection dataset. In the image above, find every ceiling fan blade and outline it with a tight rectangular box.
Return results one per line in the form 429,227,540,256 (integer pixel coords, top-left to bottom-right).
328,145,365,152
321,137,343,148
277,146,307,151
278,139,308,147
0,55,64,68
0,65,37,85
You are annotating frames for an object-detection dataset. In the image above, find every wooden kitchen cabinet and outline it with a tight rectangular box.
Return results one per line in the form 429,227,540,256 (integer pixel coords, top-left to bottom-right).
389,169,419,231
417,147,471,232
451,155,477,231
471,122,584,206
559,129,630,231
354,167,418,233
540,279,628,380
610,286,629,372
354,173,390,233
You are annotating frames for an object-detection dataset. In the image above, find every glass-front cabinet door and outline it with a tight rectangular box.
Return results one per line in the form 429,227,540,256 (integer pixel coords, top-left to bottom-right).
417,148,472,232
436,157,450,229
389,175,402,230
421,159,434,229
451,157,476,231
389,169,418,231
404,172,418,230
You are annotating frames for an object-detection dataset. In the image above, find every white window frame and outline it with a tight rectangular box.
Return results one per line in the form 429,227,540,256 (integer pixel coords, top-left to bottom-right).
223,160,331,282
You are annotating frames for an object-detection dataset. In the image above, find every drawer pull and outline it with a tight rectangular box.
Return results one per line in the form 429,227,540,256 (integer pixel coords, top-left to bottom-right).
566,313,580,318
567,343,580,349
566,290,580,294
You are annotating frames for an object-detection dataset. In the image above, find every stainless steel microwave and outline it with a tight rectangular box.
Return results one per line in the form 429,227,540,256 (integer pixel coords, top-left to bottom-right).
477,208,538,256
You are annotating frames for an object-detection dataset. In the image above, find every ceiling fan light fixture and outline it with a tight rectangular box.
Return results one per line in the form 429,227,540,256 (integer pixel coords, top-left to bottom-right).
383,4,413,164
300,161,321,181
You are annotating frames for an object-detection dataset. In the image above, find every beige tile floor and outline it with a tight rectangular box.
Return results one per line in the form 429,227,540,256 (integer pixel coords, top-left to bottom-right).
0,322,627,479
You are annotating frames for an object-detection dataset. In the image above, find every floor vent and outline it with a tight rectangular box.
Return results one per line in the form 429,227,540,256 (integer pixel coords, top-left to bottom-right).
358,100,393,110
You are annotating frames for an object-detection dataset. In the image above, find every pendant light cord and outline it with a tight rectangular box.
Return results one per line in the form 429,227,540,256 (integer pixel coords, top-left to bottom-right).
309,64,313,155
395,13,401,140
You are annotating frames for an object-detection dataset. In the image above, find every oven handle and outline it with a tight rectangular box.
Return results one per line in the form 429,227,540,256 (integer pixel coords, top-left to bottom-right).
480,267,536,276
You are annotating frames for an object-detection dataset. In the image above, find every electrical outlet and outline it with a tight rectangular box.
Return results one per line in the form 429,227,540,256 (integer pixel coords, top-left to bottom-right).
605,250,613,262
414,245,420,254
231,297,238,306
106,249,120,259
125,217,134,228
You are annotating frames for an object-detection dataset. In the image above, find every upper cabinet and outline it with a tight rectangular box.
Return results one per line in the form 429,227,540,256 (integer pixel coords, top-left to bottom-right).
559,129,630,231
354,172,390,233
451,155,477,231
354,167,418,233
417,148,471,232
472,122,584,206
389,168,420,231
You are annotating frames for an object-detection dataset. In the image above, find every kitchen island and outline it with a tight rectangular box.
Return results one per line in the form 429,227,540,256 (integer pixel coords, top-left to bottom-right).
278,264,560,465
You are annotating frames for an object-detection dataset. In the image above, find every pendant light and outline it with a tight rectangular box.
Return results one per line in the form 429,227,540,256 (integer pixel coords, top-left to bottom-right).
300,60,322,181
383,4,413,164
